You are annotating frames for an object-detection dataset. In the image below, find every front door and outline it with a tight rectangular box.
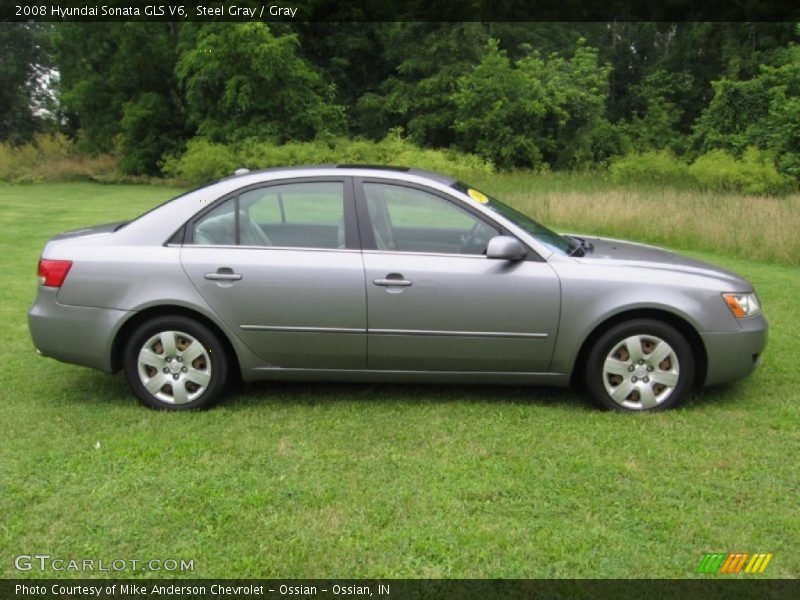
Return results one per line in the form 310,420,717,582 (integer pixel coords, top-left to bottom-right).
357,180,560,372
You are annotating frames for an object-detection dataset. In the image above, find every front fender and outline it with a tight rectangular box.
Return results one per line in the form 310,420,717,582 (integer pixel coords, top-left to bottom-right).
548,262,741,375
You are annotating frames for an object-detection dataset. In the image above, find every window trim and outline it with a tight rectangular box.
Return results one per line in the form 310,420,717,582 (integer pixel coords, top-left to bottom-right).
183,177,358,250
353,177,544,261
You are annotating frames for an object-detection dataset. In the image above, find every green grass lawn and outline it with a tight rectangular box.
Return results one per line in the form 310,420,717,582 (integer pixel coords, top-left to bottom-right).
1,182,798,579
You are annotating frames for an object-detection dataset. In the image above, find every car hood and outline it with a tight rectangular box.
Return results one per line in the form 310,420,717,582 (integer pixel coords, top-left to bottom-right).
49,221,126,241
571,236,751,289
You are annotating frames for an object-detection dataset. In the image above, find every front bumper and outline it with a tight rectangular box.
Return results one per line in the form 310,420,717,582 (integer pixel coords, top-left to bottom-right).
28,287,131,373
700,314,768,386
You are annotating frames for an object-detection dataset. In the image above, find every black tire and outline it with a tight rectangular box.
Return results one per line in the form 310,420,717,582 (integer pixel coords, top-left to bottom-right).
123,315,229,410
585,319,695,412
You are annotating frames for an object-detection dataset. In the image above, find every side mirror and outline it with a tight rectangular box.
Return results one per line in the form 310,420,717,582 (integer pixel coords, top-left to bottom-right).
486,236,526,261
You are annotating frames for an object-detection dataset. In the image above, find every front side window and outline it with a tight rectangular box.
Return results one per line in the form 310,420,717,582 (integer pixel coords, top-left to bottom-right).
192,181,345,249
363,183,499,255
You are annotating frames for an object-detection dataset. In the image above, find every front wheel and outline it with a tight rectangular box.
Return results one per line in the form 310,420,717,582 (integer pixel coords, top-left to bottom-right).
123,315,229,410
585,319,695,412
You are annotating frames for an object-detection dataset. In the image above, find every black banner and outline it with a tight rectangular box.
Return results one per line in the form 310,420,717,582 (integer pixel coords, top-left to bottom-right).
2,0,800,23
4,579,800,600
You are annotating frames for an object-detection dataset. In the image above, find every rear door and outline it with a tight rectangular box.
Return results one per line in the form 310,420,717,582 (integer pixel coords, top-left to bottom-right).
180,178,367,369
356,179,561,372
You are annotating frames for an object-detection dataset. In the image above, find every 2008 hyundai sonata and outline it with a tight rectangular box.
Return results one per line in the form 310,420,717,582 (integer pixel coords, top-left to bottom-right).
28,166,767,411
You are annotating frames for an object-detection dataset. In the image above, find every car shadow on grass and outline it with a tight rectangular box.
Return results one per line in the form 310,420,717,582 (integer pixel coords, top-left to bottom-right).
227,380,591,411
57,369,133,408
222,379,754,413
64,369,748,413
683,382,747,410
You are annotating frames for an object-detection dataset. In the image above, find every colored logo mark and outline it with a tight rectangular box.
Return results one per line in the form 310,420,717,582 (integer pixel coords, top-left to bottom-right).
697,552,773,574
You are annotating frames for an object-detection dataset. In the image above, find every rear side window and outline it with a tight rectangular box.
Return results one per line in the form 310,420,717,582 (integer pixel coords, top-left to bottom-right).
244,183,343,226
192,182,345,249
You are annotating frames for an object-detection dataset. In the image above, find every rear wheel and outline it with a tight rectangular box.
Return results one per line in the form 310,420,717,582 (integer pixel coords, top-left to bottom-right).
123,315,229,410
585,319,695,412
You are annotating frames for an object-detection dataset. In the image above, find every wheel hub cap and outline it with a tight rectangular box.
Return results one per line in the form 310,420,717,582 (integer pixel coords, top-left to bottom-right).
601,334,680,410
136,330,212,405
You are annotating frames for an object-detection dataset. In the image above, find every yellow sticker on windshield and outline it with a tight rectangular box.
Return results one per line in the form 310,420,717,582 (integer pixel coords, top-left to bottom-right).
468,188,489,204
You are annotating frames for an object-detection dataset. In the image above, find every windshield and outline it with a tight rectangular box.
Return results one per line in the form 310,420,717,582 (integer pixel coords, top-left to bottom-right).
452,182,574,255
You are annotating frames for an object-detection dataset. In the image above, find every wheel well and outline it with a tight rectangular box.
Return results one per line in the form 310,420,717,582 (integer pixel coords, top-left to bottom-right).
110,305,242,381
570,309,707,389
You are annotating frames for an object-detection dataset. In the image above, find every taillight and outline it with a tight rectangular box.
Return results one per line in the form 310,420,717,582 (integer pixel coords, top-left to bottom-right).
37,259,72,287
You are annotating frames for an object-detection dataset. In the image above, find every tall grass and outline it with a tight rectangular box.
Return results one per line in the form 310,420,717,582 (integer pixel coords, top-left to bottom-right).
470,171,800,265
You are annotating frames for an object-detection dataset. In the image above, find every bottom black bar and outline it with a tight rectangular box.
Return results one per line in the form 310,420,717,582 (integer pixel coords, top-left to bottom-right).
3,579,800,600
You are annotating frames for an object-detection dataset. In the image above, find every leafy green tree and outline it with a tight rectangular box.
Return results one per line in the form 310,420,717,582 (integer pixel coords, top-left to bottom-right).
119,92,183,175
176,23,345,144
487,22,584,61
583,22,795,137
291,22,393,116
653,23,795,133
623,69,689,153
0,23,53,144
56,23,185,174
692,44,800,177
451,41,541,168
452,39,613,169
353,23,488,146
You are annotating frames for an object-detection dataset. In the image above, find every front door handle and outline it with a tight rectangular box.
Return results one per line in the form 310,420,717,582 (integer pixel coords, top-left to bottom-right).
373,274,412,287
204,268,242,282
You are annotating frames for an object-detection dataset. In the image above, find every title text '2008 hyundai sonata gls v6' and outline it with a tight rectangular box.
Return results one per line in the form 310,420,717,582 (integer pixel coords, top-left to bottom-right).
28,166,767,412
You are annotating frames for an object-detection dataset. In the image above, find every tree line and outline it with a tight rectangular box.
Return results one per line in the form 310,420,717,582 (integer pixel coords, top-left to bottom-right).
2,22,799,178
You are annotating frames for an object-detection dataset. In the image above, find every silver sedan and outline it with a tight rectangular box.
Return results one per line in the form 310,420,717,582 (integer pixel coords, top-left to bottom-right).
28,166,767,411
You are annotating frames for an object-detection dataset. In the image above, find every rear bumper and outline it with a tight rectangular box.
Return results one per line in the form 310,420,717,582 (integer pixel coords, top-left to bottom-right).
28,288,131,373
701,315,768,386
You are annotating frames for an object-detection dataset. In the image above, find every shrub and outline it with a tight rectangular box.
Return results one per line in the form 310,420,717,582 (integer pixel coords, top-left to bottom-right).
0,134,119,183
163,132,493,185
160,139,238,183
688,148,795,195
609,150,690,185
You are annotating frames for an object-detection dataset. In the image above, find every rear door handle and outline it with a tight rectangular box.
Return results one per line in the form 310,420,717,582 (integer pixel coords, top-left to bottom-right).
373,276,412,287
204,268,242,282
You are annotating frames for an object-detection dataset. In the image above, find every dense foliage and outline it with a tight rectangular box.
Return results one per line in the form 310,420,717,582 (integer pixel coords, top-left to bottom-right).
56,23,186,175
0,21,798,191
176,23,345,144
692,44,800,179
452,39,612,169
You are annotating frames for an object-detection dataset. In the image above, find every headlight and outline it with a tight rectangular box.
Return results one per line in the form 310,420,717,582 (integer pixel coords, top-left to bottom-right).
722,292,761,318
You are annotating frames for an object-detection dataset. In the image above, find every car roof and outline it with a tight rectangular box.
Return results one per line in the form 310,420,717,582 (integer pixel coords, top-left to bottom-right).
217,164,457,186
